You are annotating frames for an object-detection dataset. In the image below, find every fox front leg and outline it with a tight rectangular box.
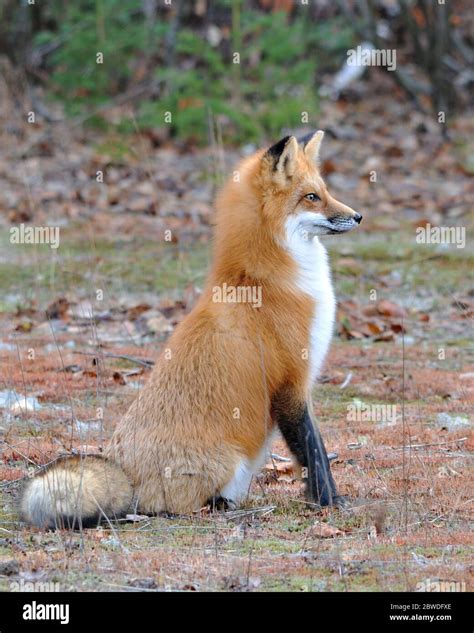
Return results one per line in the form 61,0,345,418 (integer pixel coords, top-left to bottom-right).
271,387,341,507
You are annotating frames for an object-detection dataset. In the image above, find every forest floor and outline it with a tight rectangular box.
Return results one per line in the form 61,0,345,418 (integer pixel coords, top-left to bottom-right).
0,75,472,592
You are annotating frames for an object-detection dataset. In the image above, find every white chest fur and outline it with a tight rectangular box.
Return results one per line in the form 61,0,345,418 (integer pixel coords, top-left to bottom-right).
284,221,336,386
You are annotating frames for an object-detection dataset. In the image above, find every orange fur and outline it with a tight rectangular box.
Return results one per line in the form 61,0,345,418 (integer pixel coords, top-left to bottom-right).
106,133,359,513
21,133,360,526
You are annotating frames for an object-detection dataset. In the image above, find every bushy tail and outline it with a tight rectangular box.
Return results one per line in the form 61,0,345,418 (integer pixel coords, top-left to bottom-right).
20,455,133,529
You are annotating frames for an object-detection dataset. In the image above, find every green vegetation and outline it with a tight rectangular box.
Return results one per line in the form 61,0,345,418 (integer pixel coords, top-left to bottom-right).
1,227,471,315
33,1,355,144
0,233,210,312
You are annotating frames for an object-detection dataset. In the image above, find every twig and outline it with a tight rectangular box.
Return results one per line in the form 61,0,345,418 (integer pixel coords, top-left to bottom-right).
271,453,291,462
73,350,154,368
340,372,353,389
224,505,276,521
391,437,467,451
429,451,473,459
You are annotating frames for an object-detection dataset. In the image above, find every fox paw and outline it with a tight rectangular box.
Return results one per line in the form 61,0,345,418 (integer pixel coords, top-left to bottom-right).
207,495,237,511
333,495,351,509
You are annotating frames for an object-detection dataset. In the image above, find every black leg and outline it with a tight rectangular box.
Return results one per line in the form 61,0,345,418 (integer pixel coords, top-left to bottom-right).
271,389,339,506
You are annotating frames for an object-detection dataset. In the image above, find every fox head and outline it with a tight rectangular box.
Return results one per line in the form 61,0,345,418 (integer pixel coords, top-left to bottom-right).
257,132,362,240
213,131,362,282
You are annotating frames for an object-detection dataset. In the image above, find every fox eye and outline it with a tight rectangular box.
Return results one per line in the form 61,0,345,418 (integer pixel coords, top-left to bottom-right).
305,193,320,202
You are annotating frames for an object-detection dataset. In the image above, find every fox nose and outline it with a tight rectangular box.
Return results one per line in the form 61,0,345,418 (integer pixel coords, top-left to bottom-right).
353,213,363,224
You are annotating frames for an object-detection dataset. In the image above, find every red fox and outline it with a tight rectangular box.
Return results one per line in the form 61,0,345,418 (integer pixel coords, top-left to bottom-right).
21,132,362,528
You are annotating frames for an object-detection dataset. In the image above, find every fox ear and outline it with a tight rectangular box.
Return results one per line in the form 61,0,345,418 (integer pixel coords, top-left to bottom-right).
264,136,298,185
304,130,324,163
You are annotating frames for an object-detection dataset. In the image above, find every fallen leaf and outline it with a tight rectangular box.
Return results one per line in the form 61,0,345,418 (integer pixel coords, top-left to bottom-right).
113,371,126,385
46,297,69,320
390,322,406,333
365,321,384,335
361,304,379,317
313,520,345,538
377,300,405,318
15,321,33,332
126,303,152,321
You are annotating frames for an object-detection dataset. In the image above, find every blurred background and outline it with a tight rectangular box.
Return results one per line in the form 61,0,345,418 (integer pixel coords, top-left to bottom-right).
0,0,472,312
1,0,472,144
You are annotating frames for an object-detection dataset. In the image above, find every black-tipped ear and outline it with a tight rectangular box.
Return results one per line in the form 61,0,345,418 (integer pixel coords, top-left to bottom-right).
266,136,292,168
264,136,298,185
